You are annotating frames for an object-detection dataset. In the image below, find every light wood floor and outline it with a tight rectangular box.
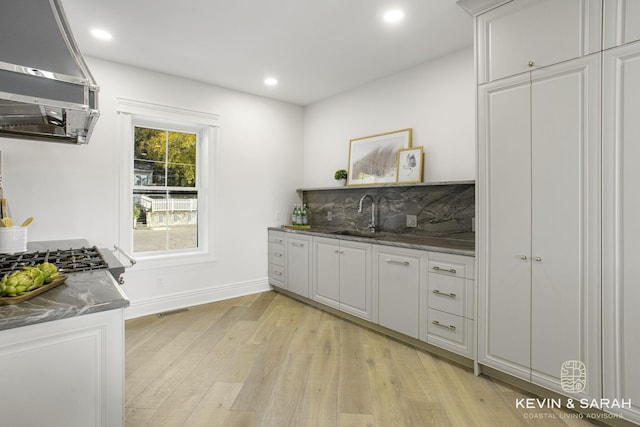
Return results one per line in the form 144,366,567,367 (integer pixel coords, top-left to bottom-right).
125,291,596,426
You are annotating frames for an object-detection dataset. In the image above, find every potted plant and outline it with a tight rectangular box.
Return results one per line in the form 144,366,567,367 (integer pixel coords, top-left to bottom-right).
334,169,348,185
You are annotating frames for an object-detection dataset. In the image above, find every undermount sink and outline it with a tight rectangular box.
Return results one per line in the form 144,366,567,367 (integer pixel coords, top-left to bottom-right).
329,230,378,238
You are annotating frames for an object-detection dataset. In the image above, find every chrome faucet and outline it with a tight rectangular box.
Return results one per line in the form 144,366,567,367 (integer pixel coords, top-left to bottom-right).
358,194,377,232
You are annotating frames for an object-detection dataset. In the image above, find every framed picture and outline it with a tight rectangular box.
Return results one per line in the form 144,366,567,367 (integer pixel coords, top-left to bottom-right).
396,146,424,184
347,128,412,186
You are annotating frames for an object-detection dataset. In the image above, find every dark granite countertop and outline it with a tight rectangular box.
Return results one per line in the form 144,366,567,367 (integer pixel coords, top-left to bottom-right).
269,226,475,256
0,240,130,332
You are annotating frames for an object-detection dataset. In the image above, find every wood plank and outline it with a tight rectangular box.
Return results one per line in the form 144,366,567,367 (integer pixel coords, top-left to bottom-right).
363,337,414,426
337,413,375,427
337,319,373,416
231,325,293,412
296,319,340,427
182,382,243,427
259,353,312,426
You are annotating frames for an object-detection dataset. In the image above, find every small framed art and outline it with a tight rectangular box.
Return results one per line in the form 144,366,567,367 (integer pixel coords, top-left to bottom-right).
395,146,423,184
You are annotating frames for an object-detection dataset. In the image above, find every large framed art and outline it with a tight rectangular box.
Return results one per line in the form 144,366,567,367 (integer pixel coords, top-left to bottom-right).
347,128,412,186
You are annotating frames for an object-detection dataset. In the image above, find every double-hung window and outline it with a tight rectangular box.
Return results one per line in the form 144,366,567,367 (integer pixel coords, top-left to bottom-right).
118,99,218,264
133,125,198,253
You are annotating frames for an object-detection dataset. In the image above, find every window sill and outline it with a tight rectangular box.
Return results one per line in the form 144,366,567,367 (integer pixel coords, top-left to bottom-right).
130,249,216,271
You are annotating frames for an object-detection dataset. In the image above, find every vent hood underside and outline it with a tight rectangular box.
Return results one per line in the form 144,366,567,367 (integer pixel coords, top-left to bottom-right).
0,0,99,144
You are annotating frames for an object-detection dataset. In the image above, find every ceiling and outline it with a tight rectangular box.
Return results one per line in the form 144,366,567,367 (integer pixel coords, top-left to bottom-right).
60,0,473,106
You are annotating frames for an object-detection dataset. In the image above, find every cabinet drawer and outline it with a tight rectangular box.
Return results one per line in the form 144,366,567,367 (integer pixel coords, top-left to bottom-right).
270,243,285,266
428,257,473,280
428,275,466,317
269,264,285,287
427,309,466,344
269,232,285,245
425,309,473,358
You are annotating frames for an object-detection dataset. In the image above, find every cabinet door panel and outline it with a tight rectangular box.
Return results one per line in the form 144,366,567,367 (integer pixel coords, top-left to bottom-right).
376,248,421,338
313,239,340,309
530,55,601,394
339,242,371,320
478,73,532,375
603,0,640,49
287,236,311,297
477,0,601,83
0,310,124,427
603,42,640,423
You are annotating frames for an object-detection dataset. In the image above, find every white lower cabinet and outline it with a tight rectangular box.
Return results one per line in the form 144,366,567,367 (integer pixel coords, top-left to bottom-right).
268,230,286,288
0,309,125,427
373,245,423,338
312,237,373,321
286,234,311,298
422,253,475,358
271,230,477,362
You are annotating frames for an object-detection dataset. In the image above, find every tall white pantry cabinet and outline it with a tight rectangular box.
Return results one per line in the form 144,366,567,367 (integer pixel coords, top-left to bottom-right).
467,0,640,421
602,34,640,421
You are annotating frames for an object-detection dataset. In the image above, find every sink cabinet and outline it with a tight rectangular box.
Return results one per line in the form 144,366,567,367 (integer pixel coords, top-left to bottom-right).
312,237,373,321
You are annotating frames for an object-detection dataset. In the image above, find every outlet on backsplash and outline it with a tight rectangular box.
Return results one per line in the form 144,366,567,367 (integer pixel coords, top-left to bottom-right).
327,211,332,221
406,215,417,227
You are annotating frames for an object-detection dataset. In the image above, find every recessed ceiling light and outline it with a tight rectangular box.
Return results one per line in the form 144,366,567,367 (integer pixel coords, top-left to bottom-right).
264,77,278,86
91,29,113,40
383,9,404,23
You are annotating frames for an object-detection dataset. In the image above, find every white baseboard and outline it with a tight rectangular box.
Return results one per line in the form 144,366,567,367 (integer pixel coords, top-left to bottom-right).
124,278,271,320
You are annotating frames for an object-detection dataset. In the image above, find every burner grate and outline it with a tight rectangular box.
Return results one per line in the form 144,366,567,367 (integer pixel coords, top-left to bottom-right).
0,246,109,277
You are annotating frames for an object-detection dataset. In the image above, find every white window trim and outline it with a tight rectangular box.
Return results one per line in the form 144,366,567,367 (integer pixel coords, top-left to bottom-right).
117,98,219,270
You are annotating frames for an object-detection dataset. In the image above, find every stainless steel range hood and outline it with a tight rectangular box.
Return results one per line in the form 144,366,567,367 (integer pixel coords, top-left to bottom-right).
0,0,99,144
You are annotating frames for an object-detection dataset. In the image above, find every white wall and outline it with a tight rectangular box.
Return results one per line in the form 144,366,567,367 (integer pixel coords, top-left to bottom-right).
303,47,475,187
0,58,303,317
0,48,474,317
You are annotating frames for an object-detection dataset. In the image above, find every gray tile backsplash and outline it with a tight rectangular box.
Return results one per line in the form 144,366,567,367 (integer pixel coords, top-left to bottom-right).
301,182,475,237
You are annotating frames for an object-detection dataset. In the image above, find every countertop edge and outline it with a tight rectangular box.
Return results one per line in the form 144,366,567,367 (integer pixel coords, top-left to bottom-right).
0,270,129,332
268,227,476,257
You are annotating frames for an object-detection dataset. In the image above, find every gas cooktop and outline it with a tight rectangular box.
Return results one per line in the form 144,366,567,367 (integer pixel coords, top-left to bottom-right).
0,246,109,277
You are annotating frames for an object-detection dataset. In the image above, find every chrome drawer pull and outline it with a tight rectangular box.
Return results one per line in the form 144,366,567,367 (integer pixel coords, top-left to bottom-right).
273,253,283,257
432,266,456,274
432,320,456,331
274,271,283,276
385,258,410,265
432,289,456,298
291,242,305,247
274,239,284,244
